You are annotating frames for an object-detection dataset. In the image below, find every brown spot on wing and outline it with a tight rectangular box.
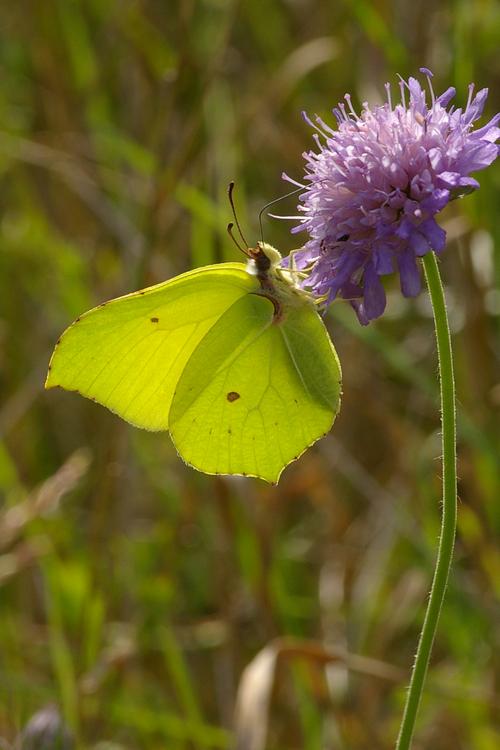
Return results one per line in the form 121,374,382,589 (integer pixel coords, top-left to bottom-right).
150,317,159,323
227,391,240,402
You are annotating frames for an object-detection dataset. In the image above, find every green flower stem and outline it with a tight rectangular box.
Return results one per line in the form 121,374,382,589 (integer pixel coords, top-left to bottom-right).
395,251,457,750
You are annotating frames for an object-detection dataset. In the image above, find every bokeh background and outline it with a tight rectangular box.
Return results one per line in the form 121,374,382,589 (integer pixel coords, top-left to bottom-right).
1,1,499,748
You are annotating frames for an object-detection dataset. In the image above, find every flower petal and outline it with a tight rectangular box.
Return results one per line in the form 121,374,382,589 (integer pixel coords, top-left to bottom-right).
363,261,387,319
457,141,499,171
421,188,450,213
398,248,421,297
436,87,456,107
419,218,447,252
409,231,430,256
472,113,500,141
463,88,488,123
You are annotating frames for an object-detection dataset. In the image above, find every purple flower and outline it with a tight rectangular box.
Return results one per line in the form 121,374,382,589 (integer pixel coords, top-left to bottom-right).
284,69,500,324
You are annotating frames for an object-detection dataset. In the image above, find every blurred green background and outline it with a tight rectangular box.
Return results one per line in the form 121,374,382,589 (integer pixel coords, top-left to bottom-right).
1,1,499,748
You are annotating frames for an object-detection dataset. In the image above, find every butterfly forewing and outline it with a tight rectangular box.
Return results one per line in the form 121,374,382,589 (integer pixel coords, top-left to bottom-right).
46,264,257,431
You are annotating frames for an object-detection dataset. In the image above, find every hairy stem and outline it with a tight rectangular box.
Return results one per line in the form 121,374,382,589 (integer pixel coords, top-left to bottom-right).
395,251,457,749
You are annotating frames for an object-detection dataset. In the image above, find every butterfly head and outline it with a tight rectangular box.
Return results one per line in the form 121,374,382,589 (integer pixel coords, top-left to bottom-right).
246,242,282,276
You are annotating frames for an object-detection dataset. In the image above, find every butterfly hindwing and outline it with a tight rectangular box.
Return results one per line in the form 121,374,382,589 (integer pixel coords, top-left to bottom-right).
169,293,341,482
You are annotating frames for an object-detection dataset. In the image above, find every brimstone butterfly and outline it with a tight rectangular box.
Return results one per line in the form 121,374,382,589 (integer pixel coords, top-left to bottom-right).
45,242,341,483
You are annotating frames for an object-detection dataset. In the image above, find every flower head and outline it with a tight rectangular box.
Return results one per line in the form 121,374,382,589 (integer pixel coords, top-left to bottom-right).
285,69,500,324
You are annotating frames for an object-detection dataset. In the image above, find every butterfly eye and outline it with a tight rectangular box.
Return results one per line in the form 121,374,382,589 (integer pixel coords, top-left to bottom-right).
254,249,271,273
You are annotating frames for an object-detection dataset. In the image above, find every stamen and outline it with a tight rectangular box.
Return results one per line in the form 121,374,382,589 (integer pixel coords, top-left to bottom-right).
315,115,336,135
344,93,359,120
338,102,349,121
259,186,304,241
397,75,407,109
302,111,327,137
385,82,393,110
466,82,475,112
282,173,306,189
312,133,324,151
420,67,436,106
268,213,304,220
332,107,343,123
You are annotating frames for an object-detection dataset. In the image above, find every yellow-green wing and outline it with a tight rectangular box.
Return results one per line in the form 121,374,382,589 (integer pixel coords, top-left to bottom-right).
46,263,257,431
169,294,341,483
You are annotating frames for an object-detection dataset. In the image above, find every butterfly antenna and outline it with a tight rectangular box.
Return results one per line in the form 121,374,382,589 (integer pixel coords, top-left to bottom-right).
258,186,303,243
227,222,247,255
227,181,250,249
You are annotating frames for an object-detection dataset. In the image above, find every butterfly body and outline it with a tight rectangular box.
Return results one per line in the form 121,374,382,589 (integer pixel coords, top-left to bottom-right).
46,244,341,483
246,242,315,321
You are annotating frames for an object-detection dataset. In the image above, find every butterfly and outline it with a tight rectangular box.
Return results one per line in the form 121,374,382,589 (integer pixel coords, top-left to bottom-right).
46,211,341,483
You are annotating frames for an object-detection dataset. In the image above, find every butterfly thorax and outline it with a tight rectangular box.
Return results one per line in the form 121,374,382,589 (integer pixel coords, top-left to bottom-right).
246,242,315,322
